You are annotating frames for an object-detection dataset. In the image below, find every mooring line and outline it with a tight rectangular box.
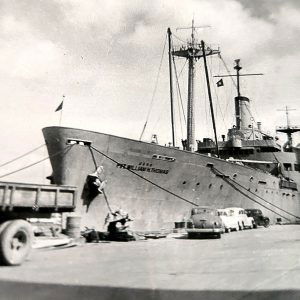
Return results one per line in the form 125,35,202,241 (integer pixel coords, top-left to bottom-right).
0,145,73,179
0,144,46,169
89,145,198,206
210,166,300,221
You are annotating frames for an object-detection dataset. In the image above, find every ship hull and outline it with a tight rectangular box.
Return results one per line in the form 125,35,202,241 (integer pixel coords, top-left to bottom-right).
43,126,300,231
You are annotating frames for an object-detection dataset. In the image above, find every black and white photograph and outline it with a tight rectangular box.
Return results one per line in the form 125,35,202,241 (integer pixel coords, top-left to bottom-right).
0,1,299,299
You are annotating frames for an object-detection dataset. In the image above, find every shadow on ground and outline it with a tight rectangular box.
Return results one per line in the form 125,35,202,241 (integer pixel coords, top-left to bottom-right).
0,280,299,300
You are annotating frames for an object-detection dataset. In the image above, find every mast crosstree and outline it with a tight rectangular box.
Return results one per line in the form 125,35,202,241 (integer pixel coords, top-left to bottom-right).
170,21,220,151
214,60,263,130
276,106,300,151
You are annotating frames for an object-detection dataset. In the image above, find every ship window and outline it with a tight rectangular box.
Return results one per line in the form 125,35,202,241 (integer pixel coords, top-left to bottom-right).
233,173,237,179
294,164,300,172
152,154,176,162
258,180,267,185
209,183,212,189
283,163,292,171
249,176,254,182
182,181,186,185
220,184,223,190
67,138,91,146
196,182,200,186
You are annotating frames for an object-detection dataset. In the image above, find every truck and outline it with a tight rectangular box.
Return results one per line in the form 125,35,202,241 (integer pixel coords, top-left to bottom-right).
0,181,77,266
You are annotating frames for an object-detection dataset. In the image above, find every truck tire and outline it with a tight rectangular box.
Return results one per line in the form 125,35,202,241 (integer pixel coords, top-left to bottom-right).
0,221,12,235
0,220,33,266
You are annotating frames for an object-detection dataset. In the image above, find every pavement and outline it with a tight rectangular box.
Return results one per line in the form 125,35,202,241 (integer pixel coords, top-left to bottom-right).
0,225,299,300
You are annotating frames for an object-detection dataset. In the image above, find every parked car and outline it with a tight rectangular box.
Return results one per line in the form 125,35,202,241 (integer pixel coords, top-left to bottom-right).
217,209,238,232
245,209,270,228
225,207,254,230
186,207,224,239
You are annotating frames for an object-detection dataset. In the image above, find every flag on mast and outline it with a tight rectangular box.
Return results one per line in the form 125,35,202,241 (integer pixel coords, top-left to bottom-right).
216,79,224,87
55,95,65,112
55,100,63,112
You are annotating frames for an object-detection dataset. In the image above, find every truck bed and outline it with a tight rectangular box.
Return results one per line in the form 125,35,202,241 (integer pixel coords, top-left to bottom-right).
0,181,77,218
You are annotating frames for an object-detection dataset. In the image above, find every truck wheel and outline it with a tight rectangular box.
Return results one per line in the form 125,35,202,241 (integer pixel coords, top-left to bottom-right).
0,221,12,235
0,220,33,266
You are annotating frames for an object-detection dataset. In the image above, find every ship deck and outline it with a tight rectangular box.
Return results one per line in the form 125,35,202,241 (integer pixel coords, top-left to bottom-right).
0,225,299,300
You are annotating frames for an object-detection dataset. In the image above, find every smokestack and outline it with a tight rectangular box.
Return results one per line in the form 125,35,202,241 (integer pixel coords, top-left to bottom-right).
257,122,262,131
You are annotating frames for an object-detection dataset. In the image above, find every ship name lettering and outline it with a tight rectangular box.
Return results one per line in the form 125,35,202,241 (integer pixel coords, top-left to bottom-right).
116,163,169,174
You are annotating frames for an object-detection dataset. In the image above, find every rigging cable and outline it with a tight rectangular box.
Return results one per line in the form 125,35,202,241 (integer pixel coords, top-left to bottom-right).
139,33,168,141
0,144,46,168
208,56,227,130
0,145,74,179
89,145,198,206
217,54,236,120
218,54,237,89
89,145,299,221
88,147,113,213
210,165,300,220
172,56,186,137
173,57,186,123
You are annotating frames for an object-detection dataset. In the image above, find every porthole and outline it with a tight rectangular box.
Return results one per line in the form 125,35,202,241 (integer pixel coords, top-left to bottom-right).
233,173,237,179
220,185,223,190
209,183,212,189
249,176,254,182
182,181,186,185
196,182,200,186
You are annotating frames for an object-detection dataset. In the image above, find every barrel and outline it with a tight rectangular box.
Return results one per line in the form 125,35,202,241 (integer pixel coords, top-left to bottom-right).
66,216,81,238
174,222,185,229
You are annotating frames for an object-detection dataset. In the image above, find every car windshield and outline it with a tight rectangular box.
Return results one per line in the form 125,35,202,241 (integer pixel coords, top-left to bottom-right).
246,209,262,215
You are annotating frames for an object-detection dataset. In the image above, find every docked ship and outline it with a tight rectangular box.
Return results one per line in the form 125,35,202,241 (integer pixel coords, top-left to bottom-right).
43,24,300,231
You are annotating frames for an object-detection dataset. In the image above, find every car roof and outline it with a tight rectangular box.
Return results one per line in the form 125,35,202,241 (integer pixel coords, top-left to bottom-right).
225,207,244,210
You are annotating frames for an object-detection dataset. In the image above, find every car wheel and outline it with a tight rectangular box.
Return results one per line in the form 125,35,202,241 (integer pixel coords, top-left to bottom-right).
215,233,221,239
239,222,244,230
235,224,239,231
225,228,231,233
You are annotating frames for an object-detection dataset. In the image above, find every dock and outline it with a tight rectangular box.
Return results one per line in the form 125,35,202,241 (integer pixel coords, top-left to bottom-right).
0,225,299,300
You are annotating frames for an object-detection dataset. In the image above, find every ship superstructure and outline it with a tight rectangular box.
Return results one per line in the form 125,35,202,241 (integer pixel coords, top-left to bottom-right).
43,24,300,231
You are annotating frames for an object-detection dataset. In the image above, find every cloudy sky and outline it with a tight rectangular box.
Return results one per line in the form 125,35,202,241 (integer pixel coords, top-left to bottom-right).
0,0,299,183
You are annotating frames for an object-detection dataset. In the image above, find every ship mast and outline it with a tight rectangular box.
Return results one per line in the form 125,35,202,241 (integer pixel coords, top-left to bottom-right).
214,60,263,130
167,28,175,147
172,21,219,151
276,106,300,152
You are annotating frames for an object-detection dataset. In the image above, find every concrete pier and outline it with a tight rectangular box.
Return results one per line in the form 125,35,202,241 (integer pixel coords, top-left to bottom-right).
0,225,299,300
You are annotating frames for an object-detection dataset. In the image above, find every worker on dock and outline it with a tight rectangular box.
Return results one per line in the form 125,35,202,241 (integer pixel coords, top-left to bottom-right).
86,166,107,197
104,209,135,241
